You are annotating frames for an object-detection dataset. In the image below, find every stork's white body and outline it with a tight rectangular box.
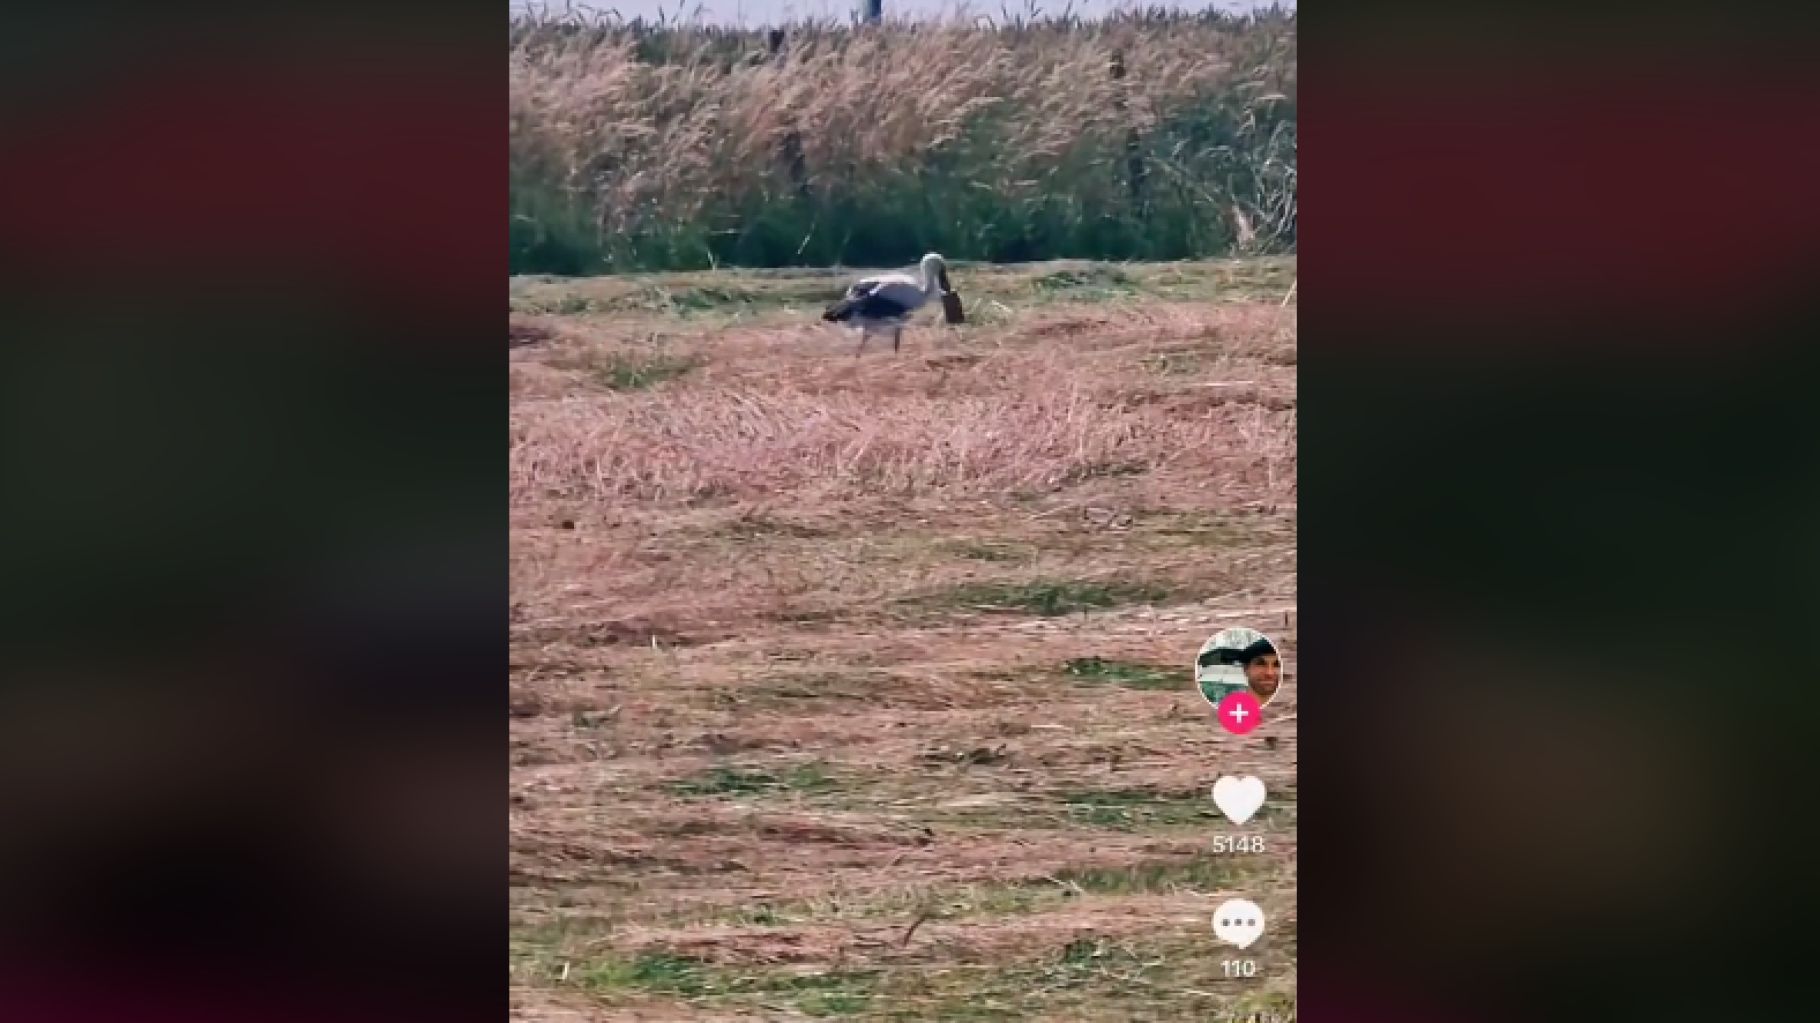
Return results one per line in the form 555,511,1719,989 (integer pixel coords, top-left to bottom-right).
822,253,950,355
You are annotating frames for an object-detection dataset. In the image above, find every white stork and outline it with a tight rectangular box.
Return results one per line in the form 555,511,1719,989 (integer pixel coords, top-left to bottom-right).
821,252,953,356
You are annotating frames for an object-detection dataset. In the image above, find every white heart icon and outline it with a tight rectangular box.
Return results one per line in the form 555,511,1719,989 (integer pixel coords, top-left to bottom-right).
1212,775,1266,825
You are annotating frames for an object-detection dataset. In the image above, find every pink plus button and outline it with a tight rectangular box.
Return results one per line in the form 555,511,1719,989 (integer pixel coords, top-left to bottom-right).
1217,691,1263,735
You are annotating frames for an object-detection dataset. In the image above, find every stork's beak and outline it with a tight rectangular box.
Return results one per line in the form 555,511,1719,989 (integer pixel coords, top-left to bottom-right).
937,266,952,294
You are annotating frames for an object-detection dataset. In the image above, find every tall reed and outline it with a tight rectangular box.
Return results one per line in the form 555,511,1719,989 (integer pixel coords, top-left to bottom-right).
510,5,1295,274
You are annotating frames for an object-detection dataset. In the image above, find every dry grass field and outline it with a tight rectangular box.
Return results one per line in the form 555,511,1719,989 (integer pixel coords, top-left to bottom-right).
509,255,1297,1021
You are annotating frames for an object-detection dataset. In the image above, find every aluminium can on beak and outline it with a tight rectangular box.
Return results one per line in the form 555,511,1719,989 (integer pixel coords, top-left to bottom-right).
936,267,965,324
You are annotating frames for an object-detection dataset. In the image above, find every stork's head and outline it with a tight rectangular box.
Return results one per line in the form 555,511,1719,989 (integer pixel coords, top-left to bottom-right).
921,252,950,292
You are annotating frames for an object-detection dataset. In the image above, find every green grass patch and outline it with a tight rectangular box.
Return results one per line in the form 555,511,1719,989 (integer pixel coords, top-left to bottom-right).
522,883,1292,1015
545,344,702,389
571,947,881,1014
1029,264,1139,299
1059,459,1150,483
1054,787,1216,830
714,511,835,542
1137,510,1278,549
579,950,709,997
794,988,873,1017
904,579,1171,617
674,857,1267,932
556,932,1291,1019
582,351,701,390
888,933,1289,1020
666,762,838,798
513,282,762,317
914,785,1220,832
695,881,1063,933
1141,350,1208,375
1051,854,1260,894
741,969,881,1016
1060,656,1180,691
944,540,1037,563
1026,260,1135,296
714,672,873,709
768,607,840,625
1057,935,1105,966
1133,258,1298,304
660,284,758,312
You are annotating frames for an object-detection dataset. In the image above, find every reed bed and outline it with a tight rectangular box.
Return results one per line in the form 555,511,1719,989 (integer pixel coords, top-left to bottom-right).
510,4,1296,273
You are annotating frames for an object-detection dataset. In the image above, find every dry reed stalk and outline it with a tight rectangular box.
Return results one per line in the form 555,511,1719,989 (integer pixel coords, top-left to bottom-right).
510,7,1294,270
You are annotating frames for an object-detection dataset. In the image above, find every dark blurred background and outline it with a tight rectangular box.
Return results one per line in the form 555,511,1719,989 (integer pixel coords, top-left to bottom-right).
1,1,1816,1021
0,4,502,1020
1302,3,1820,1021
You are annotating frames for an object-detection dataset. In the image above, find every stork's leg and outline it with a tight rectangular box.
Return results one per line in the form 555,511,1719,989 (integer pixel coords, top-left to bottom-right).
893,326,902,352
854,330,869,358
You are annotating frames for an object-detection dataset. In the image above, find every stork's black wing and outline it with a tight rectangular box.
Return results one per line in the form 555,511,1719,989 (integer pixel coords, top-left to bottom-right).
822,280,914,323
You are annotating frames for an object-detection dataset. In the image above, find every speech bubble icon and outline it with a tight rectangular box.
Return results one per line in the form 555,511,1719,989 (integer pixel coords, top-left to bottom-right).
1212,775,1266,825
1213,898,1265,949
